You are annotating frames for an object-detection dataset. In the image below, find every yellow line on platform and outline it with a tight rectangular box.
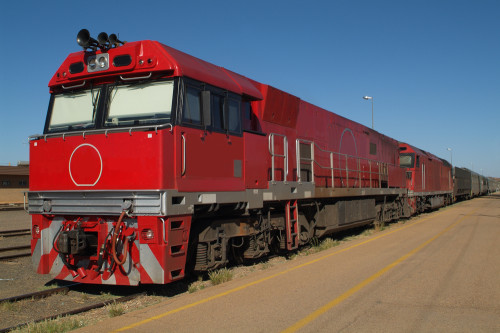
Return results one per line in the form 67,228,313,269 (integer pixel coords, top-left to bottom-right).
114,208,452,332
282,208,478,333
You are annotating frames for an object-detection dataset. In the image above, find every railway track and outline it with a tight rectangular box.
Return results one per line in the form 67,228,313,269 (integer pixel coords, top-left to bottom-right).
0,228,32,260
0,245,31,260
0,285,75,303
0,228,31,237
0,283,145,333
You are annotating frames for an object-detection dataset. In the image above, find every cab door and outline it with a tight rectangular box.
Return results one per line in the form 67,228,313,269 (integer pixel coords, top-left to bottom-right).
176,83,244,193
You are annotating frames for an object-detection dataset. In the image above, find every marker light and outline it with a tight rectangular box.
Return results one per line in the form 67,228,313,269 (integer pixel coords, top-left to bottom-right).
33,224,41,239
141,229,155,241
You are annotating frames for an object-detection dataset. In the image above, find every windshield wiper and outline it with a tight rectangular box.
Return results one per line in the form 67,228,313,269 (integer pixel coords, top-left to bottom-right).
90,84,100,122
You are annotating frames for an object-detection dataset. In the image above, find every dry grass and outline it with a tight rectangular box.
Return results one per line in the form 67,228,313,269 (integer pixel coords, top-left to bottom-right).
1,301,18,312
188,276,208,293
374,221,386,232
12,317,83,333
107,301,125,317
208,268,233,285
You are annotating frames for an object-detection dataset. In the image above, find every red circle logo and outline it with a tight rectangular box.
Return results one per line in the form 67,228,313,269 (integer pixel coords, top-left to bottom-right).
69,144,103,186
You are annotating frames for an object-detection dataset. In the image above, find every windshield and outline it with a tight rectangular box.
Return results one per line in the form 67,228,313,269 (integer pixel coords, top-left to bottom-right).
105,80,174,127
400,153,415,168
47,88,99,132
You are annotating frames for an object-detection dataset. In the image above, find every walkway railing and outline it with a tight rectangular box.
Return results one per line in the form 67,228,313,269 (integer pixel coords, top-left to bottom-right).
268,133,288,182
268,133,400,189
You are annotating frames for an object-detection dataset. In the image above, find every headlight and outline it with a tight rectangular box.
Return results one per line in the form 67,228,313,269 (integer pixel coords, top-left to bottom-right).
87,53,109,73
88,58,97,70
98,56,107,68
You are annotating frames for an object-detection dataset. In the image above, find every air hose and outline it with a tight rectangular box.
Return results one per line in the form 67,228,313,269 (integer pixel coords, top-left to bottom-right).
111,211,130,266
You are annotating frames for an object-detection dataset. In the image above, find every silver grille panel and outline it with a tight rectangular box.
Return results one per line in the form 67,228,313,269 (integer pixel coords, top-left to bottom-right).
28,191,165,216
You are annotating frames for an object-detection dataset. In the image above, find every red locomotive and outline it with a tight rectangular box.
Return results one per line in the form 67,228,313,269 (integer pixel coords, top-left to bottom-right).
399,143,453,214
28,30,452,286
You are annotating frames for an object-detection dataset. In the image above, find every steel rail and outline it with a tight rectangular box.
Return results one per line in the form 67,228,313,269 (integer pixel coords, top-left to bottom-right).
0,229,31,237
0,244,31,260
0,285,76,303
0,245,30,253
0,252,31,260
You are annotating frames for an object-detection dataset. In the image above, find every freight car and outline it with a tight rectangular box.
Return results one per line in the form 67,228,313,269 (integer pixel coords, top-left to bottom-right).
479,175,489,196
470,170,482,198
27,30,454,286
452,167,492,200
453,167,472,201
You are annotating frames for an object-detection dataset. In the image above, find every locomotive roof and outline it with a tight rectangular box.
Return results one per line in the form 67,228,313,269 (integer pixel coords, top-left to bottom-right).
48,40,263,100
399,142,443,161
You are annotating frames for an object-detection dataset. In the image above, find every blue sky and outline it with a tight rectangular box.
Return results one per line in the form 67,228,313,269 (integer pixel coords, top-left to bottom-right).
1,0,499,176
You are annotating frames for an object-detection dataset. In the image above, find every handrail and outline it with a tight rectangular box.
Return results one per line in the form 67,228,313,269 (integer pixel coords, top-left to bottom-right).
61,81,86,90
120,72,152,81
296,138,401,189
160,218,168,243
297,138,336,185
181,133,186,176
268,133,288,182
30,123,174,141
23,191,29,213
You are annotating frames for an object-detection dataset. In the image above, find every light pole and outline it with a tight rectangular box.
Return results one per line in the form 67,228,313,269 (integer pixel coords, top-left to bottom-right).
363,96,374,129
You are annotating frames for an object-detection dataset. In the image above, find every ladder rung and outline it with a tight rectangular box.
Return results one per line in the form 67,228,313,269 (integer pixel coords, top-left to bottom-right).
286,200,299,250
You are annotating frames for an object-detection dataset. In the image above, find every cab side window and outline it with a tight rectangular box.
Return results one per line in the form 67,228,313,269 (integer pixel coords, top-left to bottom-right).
183,86,202,125
211,94,225,131
210,93,241,134
181,79,243,135
227,99,241,133
243,101,251,126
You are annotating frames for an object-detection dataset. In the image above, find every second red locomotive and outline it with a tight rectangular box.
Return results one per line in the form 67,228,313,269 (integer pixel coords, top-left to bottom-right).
399,143,452,214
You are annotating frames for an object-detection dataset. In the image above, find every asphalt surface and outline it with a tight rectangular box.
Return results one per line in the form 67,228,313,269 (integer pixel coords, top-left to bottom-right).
73,194,500,333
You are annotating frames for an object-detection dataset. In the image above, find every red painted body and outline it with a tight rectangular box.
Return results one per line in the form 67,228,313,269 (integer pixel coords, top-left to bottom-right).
30,131,170,191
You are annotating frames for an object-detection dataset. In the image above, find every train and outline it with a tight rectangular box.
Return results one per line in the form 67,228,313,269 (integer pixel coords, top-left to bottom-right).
27,30,495,286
